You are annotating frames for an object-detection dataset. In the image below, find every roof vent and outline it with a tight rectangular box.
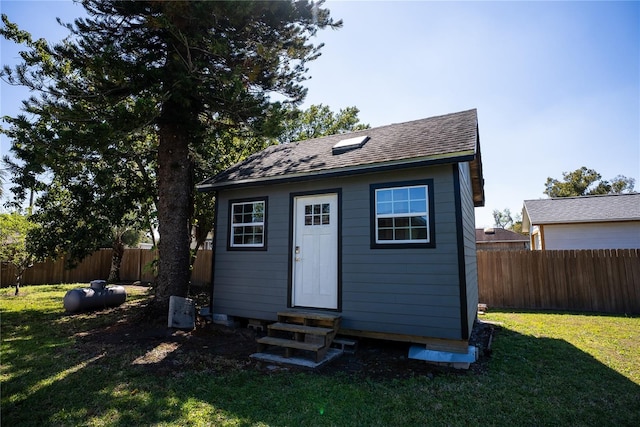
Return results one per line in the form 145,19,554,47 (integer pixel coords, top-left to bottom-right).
484,227,496,234
332,135,369,155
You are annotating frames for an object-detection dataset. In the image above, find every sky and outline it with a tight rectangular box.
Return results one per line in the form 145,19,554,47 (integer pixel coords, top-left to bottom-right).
1,0,639,228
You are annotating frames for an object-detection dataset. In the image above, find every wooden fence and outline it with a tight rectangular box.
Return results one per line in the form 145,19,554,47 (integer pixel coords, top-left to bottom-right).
478,249,640,314
1,249,213,289
3,248,639,314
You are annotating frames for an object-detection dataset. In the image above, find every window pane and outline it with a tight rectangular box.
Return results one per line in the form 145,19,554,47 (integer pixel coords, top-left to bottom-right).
252,205,264,221
322,203,330,214
393,188,409,201
377,189,392,203
409,186,426,200
394,201,409,214
305,205,312,215
305,215,312,226
378,218,393,228
313,215,320,225
410,200,427,213
411,216,427,226
412,228,427,240
395,217,409,227
322,214,330,225
377,201,393,215
233,205,243,215
378,229,393,240
395,229,409,240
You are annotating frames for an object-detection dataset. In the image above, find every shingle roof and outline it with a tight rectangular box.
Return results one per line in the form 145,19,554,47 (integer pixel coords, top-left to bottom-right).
198,109,484,205
523,193,640,226
475,228,529,242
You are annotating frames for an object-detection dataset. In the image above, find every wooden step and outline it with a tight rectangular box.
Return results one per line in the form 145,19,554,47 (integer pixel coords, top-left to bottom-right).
277,310,341,323
277,311,341,330
268,322,333,336
257,336,328,362
257,336,325,352
257,311,342,363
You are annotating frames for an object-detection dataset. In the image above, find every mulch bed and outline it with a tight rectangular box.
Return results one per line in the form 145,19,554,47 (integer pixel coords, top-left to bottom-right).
74,287,497,380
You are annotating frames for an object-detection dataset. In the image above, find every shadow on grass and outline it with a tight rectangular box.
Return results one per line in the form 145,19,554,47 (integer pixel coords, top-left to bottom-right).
2,305,639,426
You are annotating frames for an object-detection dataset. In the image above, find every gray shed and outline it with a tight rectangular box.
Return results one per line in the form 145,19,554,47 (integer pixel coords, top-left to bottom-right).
198,108,485,353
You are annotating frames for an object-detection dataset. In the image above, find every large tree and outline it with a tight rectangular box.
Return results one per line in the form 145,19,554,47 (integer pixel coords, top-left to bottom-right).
1,1,340,309
544,167,636,198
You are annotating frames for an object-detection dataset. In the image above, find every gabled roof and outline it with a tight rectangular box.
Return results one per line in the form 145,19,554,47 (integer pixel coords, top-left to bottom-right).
198,109,485,206
475,228,529,243
522,193,640,228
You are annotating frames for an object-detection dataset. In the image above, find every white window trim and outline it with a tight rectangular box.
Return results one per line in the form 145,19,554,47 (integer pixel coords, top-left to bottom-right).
374,185,430,245
230,200,266,248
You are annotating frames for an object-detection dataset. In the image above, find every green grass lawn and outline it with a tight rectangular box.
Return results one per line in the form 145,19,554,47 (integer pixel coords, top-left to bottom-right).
1,285,639,426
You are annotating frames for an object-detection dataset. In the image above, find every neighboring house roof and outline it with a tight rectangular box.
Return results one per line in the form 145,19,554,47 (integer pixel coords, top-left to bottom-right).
475,228,529,243
522,193,640,229
198,109,485,206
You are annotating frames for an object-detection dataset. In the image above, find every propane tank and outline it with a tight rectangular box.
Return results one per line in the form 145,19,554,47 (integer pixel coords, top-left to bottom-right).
63,280,126,313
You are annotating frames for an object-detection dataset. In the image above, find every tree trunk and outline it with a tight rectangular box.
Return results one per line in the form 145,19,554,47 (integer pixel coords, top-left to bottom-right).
108,235,124,283
155,120,193,309
14,266,25,296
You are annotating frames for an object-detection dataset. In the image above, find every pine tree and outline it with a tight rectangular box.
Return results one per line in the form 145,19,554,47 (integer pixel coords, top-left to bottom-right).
2,1,340,309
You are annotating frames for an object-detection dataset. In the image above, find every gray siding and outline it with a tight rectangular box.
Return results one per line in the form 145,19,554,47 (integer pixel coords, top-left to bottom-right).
212,164,465,340
458,162,479,338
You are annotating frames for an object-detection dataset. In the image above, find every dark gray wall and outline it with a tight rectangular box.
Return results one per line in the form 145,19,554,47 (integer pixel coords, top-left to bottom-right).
212,164,469,340
458,162,479,339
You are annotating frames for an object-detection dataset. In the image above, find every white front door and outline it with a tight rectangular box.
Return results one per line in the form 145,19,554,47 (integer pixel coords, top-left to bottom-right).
292,193,338,309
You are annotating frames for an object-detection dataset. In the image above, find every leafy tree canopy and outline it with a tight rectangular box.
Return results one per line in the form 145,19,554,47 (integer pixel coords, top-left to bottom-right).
278,104,369,144
492,208,513,229
544,167,636,198
491,208,523,234
0,211,39,293
1,1,341,309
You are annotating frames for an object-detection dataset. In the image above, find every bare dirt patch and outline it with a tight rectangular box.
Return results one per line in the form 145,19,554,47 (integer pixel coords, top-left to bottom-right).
74,286,496,380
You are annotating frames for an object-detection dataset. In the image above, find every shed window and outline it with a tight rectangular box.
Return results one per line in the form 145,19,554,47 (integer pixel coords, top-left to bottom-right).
229,199,267,249
370,180,435,248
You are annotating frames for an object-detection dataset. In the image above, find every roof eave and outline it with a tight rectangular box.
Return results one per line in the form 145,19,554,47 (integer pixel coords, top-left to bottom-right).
477,240,528,243
528,218,640,225
469,127,484,207
198,150,477,192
